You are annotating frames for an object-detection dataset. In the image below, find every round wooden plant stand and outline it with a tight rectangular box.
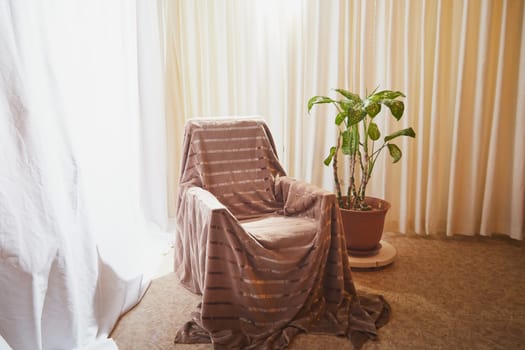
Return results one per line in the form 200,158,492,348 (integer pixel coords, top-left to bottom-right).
340,197,397,268
348,240,397,268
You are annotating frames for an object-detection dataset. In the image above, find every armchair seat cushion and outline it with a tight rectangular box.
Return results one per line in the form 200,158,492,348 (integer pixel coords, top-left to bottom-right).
240,214,317,250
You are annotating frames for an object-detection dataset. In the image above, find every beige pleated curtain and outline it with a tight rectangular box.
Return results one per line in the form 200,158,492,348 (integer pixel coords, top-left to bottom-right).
162,0,524,240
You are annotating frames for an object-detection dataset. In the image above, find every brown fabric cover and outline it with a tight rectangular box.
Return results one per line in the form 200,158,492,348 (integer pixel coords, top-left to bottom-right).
174,118,390,349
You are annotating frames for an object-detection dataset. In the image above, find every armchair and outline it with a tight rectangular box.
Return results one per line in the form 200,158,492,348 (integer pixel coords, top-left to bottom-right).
174,117,389,349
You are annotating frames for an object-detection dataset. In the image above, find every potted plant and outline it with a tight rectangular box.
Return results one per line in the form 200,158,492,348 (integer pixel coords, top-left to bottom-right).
308,88,416,256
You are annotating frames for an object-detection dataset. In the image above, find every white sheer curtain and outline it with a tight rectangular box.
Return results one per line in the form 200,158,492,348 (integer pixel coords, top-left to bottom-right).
164,0,524,240
0,1,167,349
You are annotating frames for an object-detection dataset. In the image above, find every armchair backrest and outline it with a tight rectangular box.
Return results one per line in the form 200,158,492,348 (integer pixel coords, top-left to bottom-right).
178,117,286,219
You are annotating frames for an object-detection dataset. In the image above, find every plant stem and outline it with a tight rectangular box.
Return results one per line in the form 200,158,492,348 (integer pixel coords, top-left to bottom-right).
348,153,356,209
356,117,369,208
333,131,343,207
348,125,359,209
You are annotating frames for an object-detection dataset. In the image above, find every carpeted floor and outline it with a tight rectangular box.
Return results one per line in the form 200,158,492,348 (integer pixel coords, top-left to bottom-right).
111,233,525,349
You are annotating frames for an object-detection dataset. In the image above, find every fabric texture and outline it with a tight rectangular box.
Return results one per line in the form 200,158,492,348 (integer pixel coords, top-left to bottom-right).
0,1,168,349
174,118,389,349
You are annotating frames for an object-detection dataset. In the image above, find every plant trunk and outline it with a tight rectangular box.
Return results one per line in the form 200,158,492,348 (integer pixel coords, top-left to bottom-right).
333,132,343,207
348,153,357,209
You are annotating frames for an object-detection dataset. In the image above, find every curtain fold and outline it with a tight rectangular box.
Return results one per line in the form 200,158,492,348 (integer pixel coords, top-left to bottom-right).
164,0,524,240
137,0,169,230
0,1,168,349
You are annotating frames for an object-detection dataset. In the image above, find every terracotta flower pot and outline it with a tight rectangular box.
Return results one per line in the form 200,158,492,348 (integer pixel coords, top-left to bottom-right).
339,197,391,256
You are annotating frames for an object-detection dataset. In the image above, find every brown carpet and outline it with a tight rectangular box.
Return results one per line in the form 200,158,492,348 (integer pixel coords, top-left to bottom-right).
111,233,525,349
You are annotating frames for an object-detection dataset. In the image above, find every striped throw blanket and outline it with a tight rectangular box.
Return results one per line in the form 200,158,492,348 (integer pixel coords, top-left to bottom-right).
174,118,389,349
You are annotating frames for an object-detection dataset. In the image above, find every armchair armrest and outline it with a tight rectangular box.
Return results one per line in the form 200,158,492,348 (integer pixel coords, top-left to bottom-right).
175,186,234,294
183,186,229,212
274,176,336,218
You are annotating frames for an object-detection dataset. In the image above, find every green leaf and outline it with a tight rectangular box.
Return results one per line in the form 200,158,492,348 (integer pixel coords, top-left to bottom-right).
334,89,362,104
383,99,405,120
307,96,334,112
364,100,381,118
387,143,402,163
337,100,354,112
347,109,366,126
335,111,346,125
341,130,351,155
368,122,380,140
369,90,406,102
384,127,416,142
323,146,336,166
350,125,359,154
